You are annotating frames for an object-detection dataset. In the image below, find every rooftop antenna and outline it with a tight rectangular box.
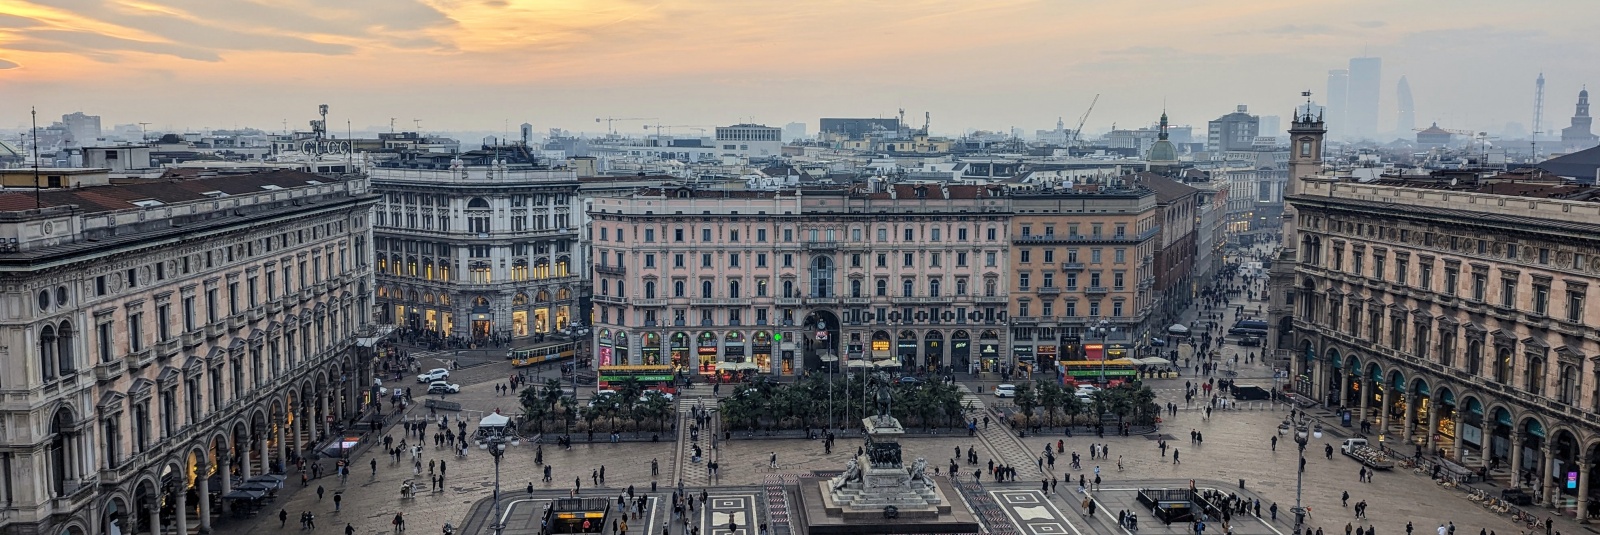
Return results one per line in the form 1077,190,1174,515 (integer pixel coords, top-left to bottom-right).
1532,73,1546,159
31,107,40,209
137,122,151,141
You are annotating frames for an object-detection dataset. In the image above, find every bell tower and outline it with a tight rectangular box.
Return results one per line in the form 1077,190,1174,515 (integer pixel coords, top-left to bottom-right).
1282,94,1326,243
1267,92,1326,392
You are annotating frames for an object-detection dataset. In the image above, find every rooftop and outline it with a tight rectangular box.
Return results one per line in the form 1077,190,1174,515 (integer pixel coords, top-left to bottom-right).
0,169,341,214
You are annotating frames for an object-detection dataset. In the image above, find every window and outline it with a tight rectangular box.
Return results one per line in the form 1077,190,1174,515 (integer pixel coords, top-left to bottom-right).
757,279,768,297
644,254,656,268
1500,278,1516,308
958,228,968,241
1018,273,1030,291
729,254,740,268
1042,272,1054,288
850,254,861,268
1533,284,1550,315
1471,273,1486,301
644,228,655,242
1021,226,1032,237
701,280,713,299
876,254,887,268
1419,263,1433,291
757,253,768,267
758,228,768,242
956,252,968,266
956,278,968,295
986,252,997,267
877,228,887,241
1090,249,1102,264
987,227,997,240
851,280,863,298
730,230,739,242
930,253,941,268
876,279,888,296
1020,250,1031,263
702,228,712,241
903,253,914,267
1394,258,1408,285
673,280,685,298
674,228,684,242
904,228,914,241
156,304,171,341
1444,267,1458,296
674,254,685,268
931,228,941,241
701,254,712,268
1373,254,1386,279
1018,302,1030,316
902,279,914,296
1114,249,1125,263
1569,290,1586,323
783,254,794,268
97,322,113,363
129,312,143,352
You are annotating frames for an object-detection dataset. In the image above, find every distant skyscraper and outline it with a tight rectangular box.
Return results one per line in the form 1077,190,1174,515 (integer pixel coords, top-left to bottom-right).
1206,105,1260,152
782,122,807,142
1326,69,1349,140
1395,76,1416,136
1347,57,1382,140
1259,115,1282,139
60,111,101,145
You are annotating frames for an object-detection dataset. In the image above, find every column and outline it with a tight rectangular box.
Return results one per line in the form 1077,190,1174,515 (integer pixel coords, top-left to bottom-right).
197,464,211,533
257,436,270,476
292,416,304,461
1358,380,1370,424
1510,435,1523,488
239,445,252,480
1544,445,1558,508
1453,423,1465,463
1401,394,1415,442
1425,406,1439,452
1579,461,1591,524
275,419,287,472
218,456,232,515
149,501,162,535
1379,387,1392,434
1338,372,1350,408
321,392,333,438
175,484,189,535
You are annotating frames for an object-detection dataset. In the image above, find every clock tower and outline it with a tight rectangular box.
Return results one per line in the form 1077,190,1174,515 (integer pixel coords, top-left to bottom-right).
1267,94,1326,393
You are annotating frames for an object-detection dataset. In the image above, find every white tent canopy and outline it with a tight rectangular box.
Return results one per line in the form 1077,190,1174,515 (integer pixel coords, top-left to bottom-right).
479,412,510,428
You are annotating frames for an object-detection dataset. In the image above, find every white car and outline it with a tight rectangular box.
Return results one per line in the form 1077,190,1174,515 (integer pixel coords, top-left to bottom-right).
641,390,676,403
417,368,450,383
993,384,1016,398
427,381,461,394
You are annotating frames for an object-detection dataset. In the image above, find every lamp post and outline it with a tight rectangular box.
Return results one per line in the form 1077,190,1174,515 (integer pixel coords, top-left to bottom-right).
478,432,521,535
1089,319,1115,385
1279,416,1323,535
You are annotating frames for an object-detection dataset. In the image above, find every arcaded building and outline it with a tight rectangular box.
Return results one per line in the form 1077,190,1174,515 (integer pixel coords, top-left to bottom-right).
0,169,377,535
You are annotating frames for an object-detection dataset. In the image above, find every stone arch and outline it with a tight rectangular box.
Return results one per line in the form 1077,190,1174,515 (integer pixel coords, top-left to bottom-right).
98,491,132,535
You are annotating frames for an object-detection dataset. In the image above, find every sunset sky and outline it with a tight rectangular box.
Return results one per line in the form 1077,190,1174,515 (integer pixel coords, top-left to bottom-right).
1,0,1594,137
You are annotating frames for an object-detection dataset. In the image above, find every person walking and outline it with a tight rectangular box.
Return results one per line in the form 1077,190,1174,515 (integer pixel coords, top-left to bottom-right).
280,509,289,528
317,485,325,501
393,512,406,532
371,458,378,476
333,492,343,512
770,452,778,469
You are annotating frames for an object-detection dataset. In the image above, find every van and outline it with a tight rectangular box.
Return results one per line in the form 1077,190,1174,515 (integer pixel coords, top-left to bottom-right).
993,384,1016,398
1231,384,1270,400
1229,319,1269,336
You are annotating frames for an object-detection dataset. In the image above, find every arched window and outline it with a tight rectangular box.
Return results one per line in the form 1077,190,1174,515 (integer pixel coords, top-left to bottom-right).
1526,356,1546,396
701,280,713,299
616,280,626,297
929,279,941,297
673,280,685,298
851,279,862,298
782,280,795,298
1559,365,1579,404
600,279,610,296
1466,340,1483,374
645,281,657,299
728,279,741,299
467,197,490,209
876,279,887,296
1494,347,1512,383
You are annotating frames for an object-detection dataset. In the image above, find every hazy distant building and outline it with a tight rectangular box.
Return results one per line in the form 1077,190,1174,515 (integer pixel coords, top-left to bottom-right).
1206,105,1260,152
60,111,101,145
714,124,783,159
1395,76,1416,136
1416,123,1453,148
1036,117,1073,145
1325,69,1349,140
819,118,899,140
782,122,807,142
1347,57,1382,140
1259,116,1282,139
1561,88,1598,151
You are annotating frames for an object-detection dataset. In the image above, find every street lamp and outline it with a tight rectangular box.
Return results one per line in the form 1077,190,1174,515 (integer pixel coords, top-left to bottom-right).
478,433,521,535
1089,319,1116,385
1279,416,1322,535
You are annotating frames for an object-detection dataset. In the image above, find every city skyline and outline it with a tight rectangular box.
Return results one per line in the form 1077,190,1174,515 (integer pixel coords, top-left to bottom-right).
0,0,1596,137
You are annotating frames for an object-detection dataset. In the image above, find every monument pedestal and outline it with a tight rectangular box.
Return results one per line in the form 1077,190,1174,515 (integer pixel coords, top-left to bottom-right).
792,412,979,534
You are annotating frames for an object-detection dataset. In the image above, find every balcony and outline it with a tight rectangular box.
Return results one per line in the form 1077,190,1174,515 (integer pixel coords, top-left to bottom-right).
1012,316,1039,324
181,329,205,348
593,294,626,305
94,359,125,382
204,321,227,339
1085,286,1109,295
123,348,154,370
690,298,752,306
976,296,1008,304
632,298,668,307
1061,263,1086,271
228,314,248,330
156,339,181,358
1037,286,1061,295
51,480,96,511
595,265,626,276
805,241,839,251
806,297,839,305
267,300,283,313
247,307,266,321
843,297,871,305
893,296,955,305
774,298,803,306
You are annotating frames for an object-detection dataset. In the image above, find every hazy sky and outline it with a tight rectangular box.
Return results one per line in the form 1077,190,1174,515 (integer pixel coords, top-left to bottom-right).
2,0,1595,138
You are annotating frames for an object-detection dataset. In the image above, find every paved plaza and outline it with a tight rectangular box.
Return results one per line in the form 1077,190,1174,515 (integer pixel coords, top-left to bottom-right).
217,276,1581,535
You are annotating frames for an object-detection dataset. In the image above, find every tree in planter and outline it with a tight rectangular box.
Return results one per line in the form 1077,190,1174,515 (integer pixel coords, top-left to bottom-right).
1088,389,1111,426
1013,382,1039,431
519,386,550,433
540,378,565,411
636,390,674,436
1060,390,1086,428
614,377,645,434
1034,380,1066,430
558,395,578,434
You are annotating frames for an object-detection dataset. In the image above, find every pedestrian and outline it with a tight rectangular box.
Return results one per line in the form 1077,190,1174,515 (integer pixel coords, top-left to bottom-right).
770,452,778,469
1407,522,1415,535
346,523,355,535
1438,524,1447,535
1341,491,1349,507
334,492,343,512
280,509,289,528
317,485,325,501
371,458,378,476
1172,449,1180,464
394,512,406,533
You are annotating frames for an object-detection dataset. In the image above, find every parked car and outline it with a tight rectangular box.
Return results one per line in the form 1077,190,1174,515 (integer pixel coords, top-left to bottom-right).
641,390,675,402
417,368,450,383
427,381,461,394
993,384,1016,397
588,389,618,407
1238,335,1262,347
897,375,920,384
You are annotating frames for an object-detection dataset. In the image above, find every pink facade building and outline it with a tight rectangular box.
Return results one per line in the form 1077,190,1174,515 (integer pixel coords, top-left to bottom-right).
588,184,1012,376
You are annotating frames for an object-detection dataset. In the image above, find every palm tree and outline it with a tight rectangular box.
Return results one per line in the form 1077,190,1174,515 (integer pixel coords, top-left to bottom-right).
519,386,549,433
636,391,673,436
540,378,564,411
1035,380,1065,430
1014,382,1038,431
1060,390,1086,427
558,395,578,434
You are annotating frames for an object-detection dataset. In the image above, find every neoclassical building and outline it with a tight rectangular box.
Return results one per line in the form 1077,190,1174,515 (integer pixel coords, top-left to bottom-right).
369,156,583,341
0,169,377,535
588,184,1012,376
1278,112,1600,518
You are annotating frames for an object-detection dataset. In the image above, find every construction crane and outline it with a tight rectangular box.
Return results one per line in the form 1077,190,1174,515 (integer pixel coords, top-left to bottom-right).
1069,94,1100,151
643,124,714,136
595,117,658,135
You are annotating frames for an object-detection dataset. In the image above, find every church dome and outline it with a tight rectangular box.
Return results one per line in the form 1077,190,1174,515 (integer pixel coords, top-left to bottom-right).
1148,139,1178,163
